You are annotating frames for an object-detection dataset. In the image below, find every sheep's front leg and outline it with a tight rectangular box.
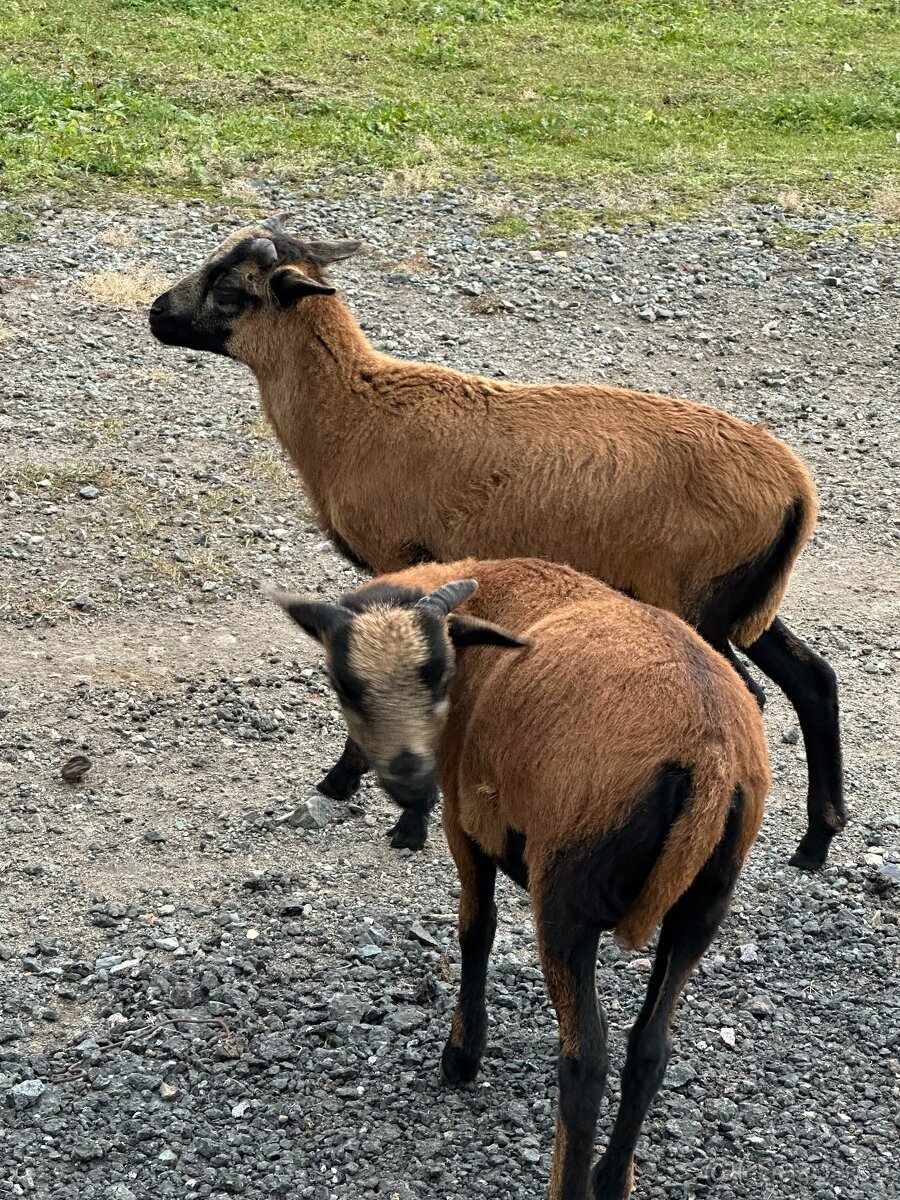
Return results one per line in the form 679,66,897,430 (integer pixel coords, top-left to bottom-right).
441,828,497,1084
385,807,430,851
536,912,606,1200
316,736,369,800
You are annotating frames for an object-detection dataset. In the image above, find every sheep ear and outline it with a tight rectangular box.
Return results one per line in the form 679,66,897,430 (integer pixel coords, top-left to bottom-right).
447,615,530,650
303,239,363,264
260,212,290,233
270,592,350,643
270,265,336,308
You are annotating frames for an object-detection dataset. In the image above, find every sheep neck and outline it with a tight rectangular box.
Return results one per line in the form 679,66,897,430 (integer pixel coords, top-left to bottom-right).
248,296,379,506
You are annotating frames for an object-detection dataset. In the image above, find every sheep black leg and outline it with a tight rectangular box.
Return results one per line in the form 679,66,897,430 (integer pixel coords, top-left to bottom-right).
316,736,369,800
536,915,606,1200
593,799,744,1200
441,829,497,1084
743,616,844,869
385,798,433,852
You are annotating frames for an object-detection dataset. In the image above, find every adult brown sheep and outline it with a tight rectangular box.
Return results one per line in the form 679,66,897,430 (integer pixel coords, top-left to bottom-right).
269,556,771,1200
148,215,842,869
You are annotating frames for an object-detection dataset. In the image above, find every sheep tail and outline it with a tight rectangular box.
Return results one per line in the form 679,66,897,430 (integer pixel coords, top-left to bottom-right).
614,750,736,951
730,489,818,647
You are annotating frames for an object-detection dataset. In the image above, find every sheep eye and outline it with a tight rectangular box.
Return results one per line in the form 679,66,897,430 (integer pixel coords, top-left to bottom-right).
209,275,245,305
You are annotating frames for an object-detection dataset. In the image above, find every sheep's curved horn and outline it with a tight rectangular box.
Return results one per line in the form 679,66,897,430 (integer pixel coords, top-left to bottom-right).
417,579,479,616
248,237,279,267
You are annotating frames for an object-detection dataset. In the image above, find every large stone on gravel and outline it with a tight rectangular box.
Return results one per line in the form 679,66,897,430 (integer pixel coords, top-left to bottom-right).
280,794,333,831
328,993,366,1025
6,1078,46,1109
384,1006,426,1034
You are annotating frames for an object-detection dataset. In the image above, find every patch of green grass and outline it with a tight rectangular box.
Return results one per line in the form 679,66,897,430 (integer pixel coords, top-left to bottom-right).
0,0,898,215
0,210,35,243
767,217,900,250
483,215,531,238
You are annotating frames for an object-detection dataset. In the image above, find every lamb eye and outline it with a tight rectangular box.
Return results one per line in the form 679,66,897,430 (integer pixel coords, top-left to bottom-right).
329,672,364,710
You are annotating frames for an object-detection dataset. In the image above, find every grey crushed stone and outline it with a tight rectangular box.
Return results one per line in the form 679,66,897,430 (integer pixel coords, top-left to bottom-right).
0,178,898,1199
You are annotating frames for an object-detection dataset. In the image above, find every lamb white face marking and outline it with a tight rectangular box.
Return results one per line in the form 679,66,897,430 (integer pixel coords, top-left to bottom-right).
333,607,453,779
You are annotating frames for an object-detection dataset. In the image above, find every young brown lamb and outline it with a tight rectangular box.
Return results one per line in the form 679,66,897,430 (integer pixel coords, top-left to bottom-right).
149,215,840,868
270,556,770,1200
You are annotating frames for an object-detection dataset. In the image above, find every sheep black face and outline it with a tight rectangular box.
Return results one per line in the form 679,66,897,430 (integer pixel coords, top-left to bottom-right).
148,214,361,358
272,580,527,817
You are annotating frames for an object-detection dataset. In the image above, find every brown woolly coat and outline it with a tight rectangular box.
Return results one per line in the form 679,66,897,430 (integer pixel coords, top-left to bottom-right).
355,557,771,948
232,289,817,646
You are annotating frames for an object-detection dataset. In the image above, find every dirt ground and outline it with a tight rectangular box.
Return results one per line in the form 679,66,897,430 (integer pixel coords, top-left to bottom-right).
0,187,898,1200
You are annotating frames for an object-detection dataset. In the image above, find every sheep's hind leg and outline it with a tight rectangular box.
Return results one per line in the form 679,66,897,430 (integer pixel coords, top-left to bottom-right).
592,793,745,1200
721,642,766,711
316,736,369,800
743,616,844,870
535,914,607,1200
441,830,497,1084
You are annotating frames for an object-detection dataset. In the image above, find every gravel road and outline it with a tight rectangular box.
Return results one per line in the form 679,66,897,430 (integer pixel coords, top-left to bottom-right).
1,180,898,1200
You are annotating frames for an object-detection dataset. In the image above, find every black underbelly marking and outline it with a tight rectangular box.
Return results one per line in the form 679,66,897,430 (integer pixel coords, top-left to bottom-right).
400,541,435,566
325,529,373,573
498,828,529,889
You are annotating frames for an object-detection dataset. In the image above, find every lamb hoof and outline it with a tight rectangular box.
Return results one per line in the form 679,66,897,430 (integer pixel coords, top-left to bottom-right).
440,1043,480,1086
315,771,361,802
386,812,428,851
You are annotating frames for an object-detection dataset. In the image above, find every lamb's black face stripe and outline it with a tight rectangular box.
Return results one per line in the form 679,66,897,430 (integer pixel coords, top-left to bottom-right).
417,611,452,702
327,624,369,715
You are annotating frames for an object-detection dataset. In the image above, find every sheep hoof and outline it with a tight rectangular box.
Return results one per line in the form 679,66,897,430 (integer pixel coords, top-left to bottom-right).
592,1156,635,1200
789,827,835,871
386,813,428,851
789,845,826,871
440,1043,480,1086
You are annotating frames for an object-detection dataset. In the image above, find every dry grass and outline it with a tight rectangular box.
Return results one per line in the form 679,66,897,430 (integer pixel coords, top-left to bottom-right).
7,462,119,493
223,178,265,204
98,228,140,249
870,180,900,221
383,251,436,276
776,188,806,213
0,580,86,626
76,416,126,445
466,290,508,315
242,415,275,441
381,137,451,197
78,267,170,308
249,446,303,501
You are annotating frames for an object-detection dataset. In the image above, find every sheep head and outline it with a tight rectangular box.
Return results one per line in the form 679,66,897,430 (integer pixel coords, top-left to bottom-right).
148,214,362,360
269,580,527,813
